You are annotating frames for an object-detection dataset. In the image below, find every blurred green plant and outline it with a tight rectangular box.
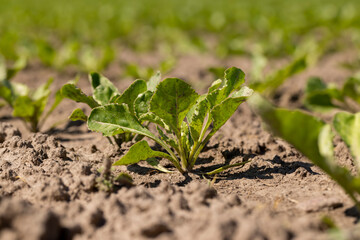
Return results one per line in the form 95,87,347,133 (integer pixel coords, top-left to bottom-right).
249,94,360,208
0,0,359,69
304,76,360,113
123,58,176,79
0,56,64,132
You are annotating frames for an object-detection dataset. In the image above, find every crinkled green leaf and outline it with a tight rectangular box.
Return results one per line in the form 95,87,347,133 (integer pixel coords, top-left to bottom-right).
139,112,169,130
334,112,360,167
208,79,222,93
61,83,99,108
207,67,245,107
113,79,147,114
223,67,245,96
88,103,155,138
134,90,153,118
90,73,119,105
150,78,199,132
147,71,161,92
113,140,171,166
211,86,253,132
69,108,88,121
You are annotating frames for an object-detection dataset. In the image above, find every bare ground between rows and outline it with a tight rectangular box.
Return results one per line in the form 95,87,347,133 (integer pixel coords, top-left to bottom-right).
0,51,359,240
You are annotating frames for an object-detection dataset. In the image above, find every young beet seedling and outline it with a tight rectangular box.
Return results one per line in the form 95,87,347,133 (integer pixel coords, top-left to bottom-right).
0,56,63,132
304,76,360,113
61,72,162,146
249,94,360,208
87,67,253,174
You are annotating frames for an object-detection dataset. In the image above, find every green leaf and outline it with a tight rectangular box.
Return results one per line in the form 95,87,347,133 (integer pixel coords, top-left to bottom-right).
146,158,173,173
69,108,88,121
44,89,64,120
113,79,147,114
181,122,192,156
334,112,360,167
223,67,245,96
0,83,13,105
206,160,250,175
251,56,307,93
147,71,161,92
211,86,253,132
343,77,360,104
150,78,199,132
6,56,27,80
318,124,335,164
304,77,341,112
0,56,6,80
32,78,52,101
90,73,119,105
207,67,245,107
139,112,169,130
13,96,35,118
187,98,210,142
249,94,360,205
208,79,222,93
113,140,172,166
61,83,99,108
88,103,155,138
248,94,330,169
134,90,153,118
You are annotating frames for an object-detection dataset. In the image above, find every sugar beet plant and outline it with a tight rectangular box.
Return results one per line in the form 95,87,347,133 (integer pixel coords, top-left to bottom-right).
249,94,360,207
0,56,64,132
86,67,253,174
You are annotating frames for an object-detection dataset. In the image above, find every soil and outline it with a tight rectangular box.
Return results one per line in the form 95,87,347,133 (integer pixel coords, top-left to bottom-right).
1,51,360,240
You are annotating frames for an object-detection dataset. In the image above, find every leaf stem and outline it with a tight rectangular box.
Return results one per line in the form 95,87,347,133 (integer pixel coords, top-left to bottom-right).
188,116,212,169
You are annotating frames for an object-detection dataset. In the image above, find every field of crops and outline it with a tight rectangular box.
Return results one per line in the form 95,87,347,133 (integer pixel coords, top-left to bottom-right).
2,0,360,239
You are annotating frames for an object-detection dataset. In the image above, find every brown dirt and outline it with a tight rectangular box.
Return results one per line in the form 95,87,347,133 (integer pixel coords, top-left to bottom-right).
1,51,360,240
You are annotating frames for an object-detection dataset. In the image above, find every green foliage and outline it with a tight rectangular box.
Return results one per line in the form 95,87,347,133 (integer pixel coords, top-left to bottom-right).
249,56,308,95
304,76,360,113
0,57,62,132
88,67,253,174
249,94,360,207
61,73,155,147
123,59,176,80
1,0,359,69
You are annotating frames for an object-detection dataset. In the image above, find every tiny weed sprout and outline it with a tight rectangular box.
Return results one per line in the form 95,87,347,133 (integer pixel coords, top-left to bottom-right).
61,72,162,146
249,94,360,208
87,67,253,174
0,56,63,132
304,76,360,113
